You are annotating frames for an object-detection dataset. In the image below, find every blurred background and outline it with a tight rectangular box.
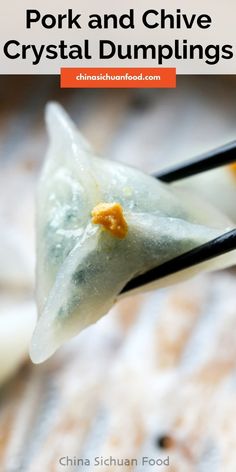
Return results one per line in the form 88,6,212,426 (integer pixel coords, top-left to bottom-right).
1,76,236,472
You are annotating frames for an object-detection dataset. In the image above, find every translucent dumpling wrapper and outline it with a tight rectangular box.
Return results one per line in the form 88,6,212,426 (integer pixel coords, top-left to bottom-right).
172,165,236,224
30,103,236,364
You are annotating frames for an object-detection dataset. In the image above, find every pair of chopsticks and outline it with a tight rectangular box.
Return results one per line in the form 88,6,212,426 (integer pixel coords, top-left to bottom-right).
121,140,236,294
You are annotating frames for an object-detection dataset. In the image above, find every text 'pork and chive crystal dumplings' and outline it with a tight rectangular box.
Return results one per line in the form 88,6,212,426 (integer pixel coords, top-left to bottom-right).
30,103,236,364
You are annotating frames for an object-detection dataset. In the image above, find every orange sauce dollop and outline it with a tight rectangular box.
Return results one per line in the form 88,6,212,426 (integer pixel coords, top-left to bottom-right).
91,202,128,239
229,163,236,178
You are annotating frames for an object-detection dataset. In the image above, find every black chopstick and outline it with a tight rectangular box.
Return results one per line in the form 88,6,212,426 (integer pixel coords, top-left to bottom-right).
121,141,236,294
154,140,236,183
121,229,236,294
